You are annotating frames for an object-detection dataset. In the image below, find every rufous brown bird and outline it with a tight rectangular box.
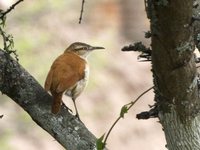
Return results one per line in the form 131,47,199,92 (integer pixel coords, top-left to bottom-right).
44,42,104,119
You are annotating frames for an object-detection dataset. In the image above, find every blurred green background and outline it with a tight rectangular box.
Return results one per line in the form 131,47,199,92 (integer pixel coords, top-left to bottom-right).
0,0,166,150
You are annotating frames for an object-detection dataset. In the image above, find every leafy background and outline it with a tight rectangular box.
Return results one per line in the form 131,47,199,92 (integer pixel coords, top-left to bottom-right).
0,0,166,149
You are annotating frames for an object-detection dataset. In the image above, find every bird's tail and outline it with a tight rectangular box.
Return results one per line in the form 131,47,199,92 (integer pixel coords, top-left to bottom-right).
52,93,62,114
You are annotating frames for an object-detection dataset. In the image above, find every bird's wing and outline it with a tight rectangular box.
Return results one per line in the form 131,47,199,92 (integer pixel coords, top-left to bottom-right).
45,53,86,93
44,68,53,91
56,70,80,93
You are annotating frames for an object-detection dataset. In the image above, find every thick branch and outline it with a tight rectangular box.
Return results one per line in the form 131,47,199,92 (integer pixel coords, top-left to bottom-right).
149,0,200,149
193,0,200,51
0,50,98,150
151,0,198,119
159,106,200,150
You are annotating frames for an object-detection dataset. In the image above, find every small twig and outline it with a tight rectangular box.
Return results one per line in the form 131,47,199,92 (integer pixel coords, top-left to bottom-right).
0,115,3,119
0,26,7,50
122,42,151,53
122,42,152,61
126,86,154,110
136,107,158,119
0,0,23,19
0,0,22,61
79,0,85,24
102,86,154,147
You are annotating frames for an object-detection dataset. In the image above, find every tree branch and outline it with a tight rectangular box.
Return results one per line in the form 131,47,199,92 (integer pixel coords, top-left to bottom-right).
79,0,85,24
0,0,23,20
148,0,200,149
0,49,99,150
122,42,152,61
151,0,198,119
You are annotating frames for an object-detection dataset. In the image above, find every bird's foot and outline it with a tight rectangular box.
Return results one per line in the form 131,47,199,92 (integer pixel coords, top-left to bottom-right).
75,113,81,121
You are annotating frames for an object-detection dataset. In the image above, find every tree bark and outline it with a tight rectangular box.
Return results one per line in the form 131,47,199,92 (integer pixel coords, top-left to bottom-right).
0,50,98,150
148,0,200,149
159,108,200,150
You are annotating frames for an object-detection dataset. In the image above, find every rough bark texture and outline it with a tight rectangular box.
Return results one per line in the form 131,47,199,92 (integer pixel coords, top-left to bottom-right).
148,0,200,149
159,107,200,150
0,50,98,150
151,0,198,118
193,0,200,51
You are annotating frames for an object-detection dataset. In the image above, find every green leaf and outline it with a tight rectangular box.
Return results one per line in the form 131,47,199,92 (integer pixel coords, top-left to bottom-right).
96,134,105,150
120,105,128,118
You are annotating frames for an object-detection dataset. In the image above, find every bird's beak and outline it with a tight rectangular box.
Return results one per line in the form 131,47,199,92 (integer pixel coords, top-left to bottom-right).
90,46,105,50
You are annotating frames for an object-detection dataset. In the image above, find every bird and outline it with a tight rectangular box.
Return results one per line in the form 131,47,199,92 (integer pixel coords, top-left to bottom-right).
44,42,104,119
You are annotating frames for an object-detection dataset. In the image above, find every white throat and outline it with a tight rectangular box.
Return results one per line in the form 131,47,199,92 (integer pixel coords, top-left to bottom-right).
76,51,90,59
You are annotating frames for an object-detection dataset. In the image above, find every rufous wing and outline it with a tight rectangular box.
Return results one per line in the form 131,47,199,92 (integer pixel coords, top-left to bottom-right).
56,72,80,93
44,68,53,91
53,55,85,93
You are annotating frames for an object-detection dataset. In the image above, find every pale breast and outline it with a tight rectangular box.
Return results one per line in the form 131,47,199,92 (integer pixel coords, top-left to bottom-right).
65,64,89,100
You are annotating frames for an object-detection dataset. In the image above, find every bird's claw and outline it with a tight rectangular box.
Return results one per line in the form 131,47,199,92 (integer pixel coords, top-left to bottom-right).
75,113,81,121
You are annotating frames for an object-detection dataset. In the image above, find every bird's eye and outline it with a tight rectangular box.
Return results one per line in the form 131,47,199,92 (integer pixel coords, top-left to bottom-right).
74,46,89,51
83,47,88,50
75,47,84,51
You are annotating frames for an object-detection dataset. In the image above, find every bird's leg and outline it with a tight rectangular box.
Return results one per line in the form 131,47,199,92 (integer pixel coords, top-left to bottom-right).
72,98,80,120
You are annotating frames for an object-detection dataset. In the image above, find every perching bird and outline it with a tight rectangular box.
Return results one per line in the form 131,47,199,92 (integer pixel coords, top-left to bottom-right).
44,42,104,119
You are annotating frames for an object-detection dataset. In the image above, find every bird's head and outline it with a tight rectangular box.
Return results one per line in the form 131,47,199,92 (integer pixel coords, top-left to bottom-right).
64,42,105,57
